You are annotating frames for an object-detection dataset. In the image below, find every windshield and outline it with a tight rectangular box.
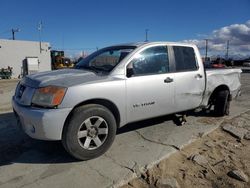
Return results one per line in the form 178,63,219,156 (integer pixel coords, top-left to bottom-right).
75,46,136,73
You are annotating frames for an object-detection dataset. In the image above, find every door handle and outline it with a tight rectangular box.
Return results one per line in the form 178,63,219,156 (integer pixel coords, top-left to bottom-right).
195,74,203,79
164,77,174,83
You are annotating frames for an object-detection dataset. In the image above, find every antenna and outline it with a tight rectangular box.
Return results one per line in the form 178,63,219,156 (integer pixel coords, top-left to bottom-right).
145,29,149,42
225,40,229,59
11,28,20,40
38,21,43,53
204,39,209,61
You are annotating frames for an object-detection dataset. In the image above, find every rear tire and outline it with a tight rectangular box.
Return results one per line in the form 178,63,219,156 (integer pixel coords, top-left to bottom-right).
214,90,230,116
62,104,116,160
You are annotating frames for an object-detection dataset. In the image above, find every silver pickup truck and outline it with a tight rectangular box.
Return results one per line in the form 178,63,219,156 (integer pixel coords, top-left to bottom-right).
12,42,241,160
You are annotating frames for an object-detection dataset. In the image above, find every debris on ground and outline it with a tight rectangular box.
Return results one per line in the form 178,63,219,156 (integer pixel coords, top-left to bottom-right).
189,154,208,168
222,124,248,139
156,177,180,188
227,169,249,182
204,141,215,148
120,111,250,188
244,132,250,140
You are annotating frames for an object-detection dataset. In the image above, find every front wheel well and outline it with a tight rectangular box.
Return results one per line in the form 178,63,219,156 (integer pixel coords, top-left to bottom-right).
64,99,121,129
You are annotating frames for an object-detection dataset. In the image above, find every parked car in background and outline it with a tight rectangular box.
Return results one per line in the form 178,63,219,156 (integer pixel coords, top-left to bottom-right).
204,61,213,69
212,63,226,68
204,61,226,69
243,62,250,67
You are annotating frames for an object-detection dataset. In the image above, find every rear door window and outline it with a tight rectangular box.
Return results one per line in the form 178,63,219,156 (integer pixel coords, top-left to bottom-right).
173,46,198,72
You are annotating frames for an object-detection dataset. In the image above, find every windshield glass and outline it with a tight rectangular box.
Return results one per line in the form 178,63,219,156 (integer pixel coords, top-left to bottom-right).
75,46,136,73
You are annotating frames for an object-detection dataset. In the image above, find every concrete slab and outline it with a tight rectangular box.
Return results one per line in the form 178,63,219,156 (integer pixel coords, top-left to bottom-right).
135,117,219,150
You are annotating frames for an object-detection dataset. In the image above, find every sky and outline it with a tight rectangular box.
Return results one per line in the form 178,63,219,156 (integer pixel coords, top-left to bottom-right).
0,0,250,58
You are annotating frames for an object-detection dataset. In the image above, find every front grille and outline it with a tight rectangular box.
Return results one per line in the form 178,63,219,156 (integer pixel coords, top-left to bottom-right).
14,83,35,106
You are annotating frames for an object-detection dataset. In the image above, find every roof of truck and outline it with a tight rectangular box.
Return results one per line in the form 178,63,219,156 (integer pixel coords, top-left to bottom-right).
113,41,197,48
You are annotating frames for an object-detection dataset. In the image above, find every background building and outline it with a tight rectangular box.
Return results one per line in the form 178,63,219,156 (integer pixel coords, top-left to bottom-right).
0,39,51,78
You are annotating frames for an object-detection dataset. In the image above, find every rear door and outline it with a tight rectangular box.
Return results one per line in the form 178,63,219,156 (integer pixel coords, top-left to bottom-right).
125,45,175,122
171,46,205,112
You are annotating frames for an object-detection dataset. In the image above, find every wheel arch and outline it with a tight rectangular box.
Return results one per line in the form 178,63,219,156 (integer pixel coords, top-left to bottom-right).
208,84,231,105
63,98,121,134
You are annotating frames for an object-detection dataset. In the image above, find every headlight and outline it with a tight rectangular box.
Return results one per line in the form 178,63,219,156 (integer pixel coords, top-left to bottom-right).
32,86,67,107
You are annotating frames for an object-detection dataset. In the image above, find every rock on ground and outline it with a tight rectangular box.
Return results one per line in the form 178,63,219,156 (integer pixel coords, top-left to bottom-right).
222,124,248,139
244,131,250,140
156,177,180,188
204,141,215,148
227,169,249,182
190,154,208,167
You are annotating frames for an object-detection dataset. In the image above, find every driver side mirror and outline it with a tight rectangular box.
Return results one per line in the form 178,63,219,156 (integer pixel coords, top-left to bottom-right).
127,67,134,78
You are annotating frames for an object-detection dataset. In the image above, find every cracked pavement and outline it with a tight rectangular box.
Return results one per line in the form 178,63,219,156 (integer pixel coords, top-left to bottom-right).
0,73,250,188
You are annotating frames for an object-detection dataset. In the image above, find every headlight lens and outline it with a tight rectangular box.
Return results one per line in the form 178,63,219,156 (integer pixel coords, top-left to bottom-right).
32,86,67,107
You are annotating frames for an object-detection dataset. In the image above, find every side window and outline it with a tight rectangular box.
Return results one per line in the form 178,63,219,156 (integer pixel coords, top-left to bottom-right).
129,46,169,76
173,46,197,72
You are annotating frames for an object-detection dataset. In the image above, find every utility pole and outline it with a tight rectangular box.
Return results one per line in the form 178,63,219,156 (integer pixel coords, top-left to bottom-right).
145,29,149,42
225,40,229,59
204,39,208,61
38,21,43,53
12,28,20,40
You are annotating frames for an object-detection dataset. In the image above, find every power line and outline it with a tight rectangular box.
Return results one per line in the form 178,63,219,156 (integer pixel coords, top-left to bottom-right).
0,29,11,36
52,47,97,51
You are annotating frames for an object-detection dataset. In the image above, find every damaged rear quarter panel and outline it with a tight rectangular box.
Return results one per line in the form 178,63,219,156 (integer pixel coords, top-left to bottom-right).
202,68,242,106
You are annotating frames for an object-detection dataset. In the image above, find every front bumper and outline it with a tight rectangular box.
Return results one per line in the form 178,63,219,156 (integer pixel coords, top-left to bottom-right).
12,97,72,140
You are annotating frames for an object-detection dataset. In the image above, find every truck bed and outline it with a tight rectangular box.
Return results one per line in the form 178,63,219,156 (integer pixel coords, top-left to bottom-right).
201,68,242,106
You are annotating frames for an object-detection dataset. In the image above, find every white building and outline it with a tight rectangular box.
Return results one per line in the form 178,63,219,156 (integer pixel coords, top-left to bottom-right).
0,39,51,78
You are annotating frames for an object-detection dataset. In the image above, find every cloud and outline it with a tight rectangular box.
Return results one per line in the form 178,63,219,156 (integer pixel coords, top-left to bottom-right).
183,20,250,59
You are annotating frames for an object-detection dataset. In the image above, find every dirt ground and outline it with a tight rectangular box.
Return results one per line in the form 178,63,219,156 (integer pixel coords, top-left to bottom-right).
121,111,250,188
0,79,19,113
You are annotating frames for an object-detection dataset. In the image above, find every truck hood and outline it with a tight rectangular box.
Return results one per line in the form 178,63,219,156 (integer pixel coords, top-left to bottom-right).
21,69,106,88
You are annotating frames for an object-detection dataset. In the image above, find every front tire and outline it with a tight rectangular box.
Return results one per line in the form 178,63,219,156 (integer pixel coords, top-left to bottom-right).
62,104,116,160
214,90,230,116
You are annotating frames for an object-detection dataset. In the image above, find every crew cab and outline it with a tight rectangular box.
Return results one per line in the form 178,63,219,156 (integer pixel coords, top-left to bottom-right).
12,42,241,160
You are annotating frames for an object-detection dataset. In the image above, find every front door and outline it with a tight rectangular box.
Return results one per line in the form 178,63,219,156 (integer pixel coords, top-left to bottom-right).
125,45,175,122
